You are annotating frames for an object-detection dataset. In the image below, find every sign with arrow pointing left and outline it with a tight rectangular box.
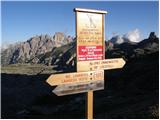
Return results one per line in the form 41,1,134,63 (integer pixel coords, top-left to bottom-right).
46,70,104,86
52,80,104,96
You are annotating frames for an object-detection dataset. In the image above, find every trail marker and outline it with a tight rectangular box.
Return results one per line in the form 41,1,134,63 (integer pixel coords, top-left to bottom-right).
46,8,126,119
46,70,104,86
74,8,107,119
53,80,104,96
77,58,126,72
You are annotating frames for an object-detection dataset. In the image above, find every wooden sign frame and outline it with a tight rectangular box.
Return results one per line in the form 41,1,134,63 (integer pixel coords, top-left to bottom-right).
74,8,107,119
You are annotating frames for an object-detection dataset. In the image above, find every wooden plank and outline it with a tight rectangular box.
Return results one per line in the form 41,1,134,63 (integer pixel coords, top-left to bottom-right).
74,8,107,14
77,58,126,72
87,90,93,119
46,70,104,86
52,80,104,96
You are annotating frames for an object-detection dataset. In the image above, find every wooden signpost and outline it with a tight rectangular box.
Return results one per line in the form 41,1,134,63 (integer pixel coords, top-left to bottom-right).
77,58,126,72
47,70,104,86
74,8,107,119
46,8,126,119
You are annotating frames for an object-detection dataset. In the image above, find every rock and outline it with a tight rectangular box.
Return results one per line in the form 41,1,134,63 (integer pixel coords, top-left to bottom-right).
54,32,65,47
16,109,30,115
110,35,124,44
149,32,157,40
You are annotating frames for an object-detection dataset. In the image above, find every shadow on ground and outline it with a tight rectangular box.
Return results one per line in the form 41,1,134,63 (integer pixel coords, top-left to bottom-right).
1,52,159,119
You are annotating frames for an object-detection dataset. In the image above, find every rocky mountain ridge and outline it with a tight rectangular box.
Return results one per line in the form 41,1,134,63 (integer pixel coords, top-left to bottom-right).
31,32,159,71
1,32,158,70
1,32,74,65
106,32,159,58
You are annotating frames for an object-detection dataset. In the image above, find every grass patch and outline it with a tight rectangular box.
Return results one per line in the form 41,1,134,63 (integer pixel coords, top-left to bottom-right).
1,64,57,75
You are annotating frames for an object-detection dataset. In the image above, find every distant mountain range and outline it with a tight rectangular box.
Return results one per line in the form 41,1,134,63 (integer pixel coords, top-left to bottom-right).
1,32,159,70
106,32,159,58
1,32,74,65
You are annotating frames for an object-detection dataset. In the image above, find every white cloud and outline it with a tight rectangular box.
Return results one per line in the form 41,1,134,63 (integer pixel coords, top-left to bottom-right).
110,29,142,44
115,35,124,44
124,29,142,43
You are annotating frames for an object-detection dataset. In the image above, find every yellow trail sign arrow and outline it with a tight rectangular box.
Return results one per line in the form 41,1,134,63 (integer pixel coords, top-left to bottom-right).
77,58,126,72
46,70,104,86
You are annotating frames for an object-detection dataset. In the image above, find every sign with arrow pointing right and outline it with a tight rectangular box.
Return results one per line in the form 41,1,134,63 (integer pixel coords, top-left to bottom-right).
77,58,126,72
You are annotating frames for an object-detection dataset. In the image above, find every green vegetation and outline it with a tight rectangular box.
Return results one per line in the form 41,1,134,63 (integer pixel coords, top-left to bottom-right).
1,64,57,75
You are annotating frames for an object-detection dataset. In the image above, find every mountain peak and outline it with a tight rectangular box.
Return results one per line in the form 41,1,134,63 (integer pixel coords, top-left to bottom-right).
148,32,157,40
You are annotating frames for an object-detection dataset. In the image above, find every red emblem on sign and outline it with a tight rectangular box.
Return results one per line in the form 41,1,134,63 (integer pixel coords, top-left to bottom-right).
78,45,103,61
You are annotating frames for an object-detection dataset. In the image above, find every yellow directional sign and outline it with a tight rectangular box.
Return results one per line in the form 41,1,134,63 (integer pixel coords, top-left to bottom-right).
77,58,126,72
74,8,107,119
53,80,104,96
46,70,104,86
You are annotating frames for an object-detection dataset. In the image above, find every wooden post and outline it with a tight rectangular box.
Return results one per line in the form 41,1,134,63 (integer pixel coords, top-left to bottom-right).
87,90,93,119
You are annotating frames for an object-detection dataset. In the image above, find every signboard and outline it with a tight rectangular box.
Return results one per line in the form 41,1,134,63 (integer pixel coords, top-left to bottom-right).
52,80,104,96
76,9,106,62
46,70,104,86
77,58,126,72
45,8,127,119
75,8,107,119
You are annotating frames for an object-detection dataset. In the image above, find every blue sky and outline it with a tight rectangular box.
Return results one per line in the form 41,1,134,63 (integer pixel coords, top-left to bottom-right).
1,1,159,44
